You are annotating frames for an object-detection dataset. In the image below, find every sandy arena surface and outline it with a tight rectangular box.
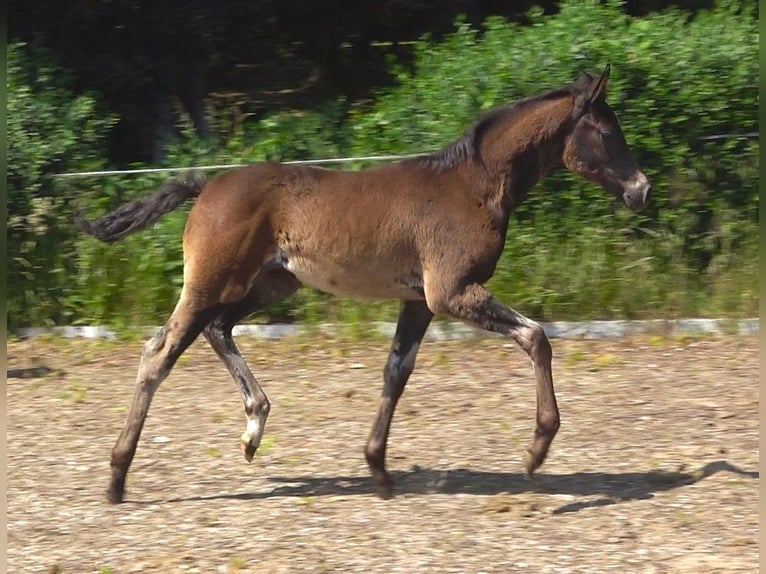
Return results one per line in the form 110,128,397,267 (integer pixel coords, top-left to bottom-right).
7,333,759,573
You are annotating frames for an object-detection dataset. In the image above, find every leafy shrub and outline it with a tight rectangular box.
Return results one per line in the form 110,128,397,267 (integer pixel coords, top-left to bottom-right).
7,0,759,328
342,0,757,319
7,42,115,327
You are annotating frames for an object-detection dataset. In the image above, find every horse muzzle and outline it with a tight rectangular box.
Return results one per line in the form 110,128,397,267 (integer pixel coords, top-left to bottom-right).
622,171,651,211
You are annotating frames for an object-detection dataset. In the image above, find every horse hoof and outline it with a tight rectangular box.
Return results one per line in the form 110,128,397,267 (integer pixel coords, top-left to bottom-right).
107,472,126,503
375,485,394,500
240,436,257,462
106,487,124,504
523,449,538,479
372,473,395,500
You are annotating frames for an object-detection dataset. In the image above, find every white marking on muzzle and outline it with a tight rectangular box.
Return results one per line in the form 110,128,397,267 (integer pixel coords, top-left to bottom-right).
627,171,650,196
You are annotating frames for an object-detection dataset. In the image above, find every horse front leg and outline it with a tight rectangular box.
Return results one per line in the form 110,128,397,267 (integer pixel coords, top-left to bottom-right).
425,282,560,477
365,300,433,498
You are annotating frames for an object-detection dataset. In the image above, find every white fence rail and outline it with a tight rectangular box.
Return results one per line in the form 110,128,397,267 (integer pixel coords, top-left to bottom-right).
17,318,759,341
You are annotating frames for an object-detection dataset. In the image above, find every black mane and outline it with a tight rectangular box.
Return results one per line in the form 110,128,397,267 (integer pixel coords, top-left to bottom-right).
417,77,590,172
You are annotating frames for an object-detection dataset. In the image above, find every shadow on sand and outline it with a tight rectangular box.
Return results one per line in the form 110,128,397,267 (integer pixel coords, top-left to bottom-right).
144,460,757,514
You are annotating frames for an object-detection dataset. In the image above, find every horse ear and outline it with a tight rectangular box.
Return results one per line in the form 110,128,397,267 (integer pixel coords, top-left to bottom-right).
589,63,610,104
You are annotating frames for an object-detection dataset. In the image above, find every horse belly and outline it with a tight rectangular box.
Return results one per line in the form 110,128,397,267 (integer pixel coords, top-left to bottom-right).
282,255,424,300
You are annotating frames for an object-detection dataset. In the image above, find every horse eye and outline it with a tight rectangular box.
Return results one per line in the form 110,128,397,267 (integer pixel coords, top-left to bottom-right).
599,129,614,140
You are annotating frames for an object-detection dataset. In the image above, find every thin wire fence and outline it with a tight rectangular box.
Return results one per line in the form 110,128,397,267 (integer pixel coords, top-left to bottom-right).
53,153,423,179
52,131,758,179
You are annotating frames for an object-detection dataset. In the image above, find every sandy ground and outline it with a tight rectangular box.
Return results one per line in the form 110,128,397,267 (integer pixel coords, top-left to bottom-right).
7,332,759,573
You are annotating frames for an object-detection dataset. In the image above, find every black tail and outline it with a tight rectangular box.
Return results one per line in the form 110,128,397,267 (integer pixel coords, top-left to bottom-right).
75,174,207,242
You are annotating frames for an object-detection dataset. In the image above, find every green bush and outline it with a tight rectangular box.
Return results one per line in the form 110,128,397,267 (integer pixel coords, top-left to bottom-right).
342,0,758,319
7,42,115,327
7,0,759,328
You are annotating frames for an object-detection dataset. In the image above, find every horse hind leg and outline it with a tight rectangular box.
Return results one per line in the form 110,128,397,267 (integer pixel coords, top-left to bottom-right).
203,269,301,461
108,289,219,503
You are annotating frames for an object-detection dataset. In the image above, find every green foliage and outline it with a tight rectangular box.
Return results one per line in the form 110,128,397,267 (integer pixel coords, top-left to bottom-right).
65,174,189,326
7,42,115,327
345,0,759,319
6,1,759,328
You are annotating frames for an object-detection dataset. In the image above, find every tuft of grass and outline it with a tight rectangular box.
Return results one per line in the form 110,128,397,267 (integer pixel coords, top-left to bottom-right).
294,341,313,354
228,556,247,573
256,434,276,456
563,349,587,367
280,454,305,467
433,350,451,367
482,493,543,517
298,495,316,507
332,346,349,358
673,332,710,346
672,509,696,529
58,381,87,403
592,353,623,368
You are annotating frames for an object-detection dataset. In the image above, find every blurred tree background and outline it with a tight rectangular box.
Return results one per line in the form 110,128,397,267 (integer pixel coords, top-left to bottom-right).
7,0,759,329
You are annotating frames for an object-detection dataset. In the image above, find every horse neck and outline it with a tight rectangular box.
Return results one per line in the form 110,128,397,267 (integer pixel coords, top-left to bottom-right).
475,96,575,216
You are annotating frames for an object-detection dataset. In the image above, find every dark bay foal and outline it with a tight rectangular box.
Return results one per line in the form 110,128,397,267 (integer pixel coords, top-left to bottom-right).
78,65,650,503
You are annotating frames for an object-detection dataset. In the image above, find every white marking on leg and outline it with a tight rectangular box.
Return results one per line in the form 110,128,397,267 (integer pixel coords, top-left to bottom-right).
511,315,542,349
242,417,263,445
